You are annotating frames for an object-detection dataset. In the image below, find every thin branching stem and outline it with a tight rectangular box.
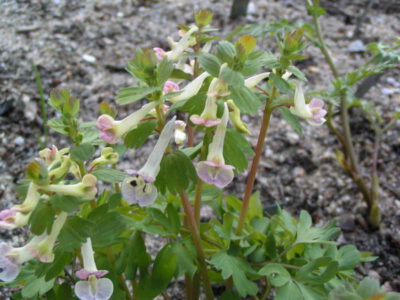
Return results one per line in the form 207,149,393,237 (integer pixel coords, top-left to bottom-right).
236,85,277,234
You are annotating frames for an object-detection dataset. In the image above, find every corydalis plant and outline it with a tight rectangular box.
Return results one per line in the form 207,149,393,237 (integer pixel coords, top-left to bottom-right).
1,9,397,300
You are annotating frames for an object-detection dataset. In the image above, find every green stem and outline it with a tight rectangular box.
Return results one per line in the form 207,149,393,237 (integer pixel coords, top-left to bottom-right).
180,193,214,300
107,247,132,300
236,86,276,235
309,2,375,220
32,64,48,148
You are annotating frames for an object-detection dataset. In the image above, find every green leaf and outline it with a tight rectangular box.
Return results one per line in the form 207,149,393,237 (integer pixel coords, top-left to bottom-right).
29,199,55,235
288,65,307,81
172,242,197,277
21,276,55,298
122,232,152,280
88,207,127,248
247,191,263,221
124,119,157,148
220,66,244,86
276,281,302,300
169,93,206,115
35,250,72,281
92,167,126,184
137,244,177,300
155,150,198,194
356,278,382,298
58,216,93,252
336,245,361,270
259,263,291,287
50,195,83,213
48,117,67,135
209,251,258,297
216,41,236,64
279,107,303,135
116,86,159,105
199,53,221,77
223,128,254,172
55,283,74,300
156,58,174,85
269,73,292,93
70,143,95,162
296,257,339,284
295,210,340,245
229,85,262,114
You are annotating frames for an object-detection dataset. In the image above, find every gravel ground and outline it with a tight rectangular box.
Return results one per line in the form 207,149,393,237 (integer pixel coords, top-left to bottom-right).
0,0,399,297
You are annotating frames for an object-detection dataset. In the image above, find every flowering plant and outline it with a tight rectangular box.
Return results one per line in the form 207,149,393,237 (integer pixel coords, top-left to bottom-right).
1,10,398,300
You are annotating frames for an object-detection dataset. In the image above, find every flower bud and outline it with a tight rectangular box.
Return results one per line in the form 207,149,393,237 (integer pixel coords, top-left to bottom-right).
226,99,250,134
163,80,180,94
41,174,97,200
89,147,119,170
174,120,187,145
48,155,71,183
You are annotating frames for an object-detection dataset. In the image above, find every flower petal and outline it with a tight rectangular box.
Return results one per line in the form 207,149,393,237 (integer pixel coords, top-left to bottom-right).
75,278,114,300
196,161,234,189
0,244,20,282
121,176,158,206
309,98,325,109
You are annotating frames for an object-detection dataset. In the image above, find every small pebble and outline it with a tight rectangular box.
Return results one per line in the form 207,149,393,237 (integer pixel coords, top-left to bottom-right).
13,136,25,146
82,54,97,63
348,40,366,52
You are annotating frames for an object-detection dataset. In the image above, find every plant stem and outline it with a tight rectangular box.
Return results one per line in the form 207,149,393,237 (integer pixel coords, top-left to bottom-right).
180,193,214,300
236,87,276,235
194,142,208,226
309,2,376,224
107,247,132,300
32,64,48,148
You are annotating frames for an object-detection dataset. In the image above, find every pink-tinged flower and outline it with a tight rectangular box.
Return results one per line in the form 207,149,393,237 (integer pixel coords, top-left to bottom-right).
169,72,209,103
0,209,17,230
289,83,327,126
39,145,58,165
97,101,158,144
196,104,234,189
0,183,41,230
153,47,166,61
0,242,35,282
74,238,113,300
163,81,180,94
28,212,68,263
122,117,176,206
40,174,98,200
190,78,227,127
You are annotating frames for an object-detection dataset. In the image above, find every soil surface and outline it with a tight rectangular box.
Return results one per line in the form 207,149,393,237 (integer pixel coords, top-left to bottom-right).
0,0,399,298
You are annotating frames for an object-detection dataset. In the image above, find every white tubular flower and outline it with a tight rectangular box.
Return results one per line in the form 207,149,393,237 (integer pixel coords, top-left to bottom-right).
166,26,198,61
290,83,327,126
174,120,187,145
40,174,97,200
30,212,68,263
74,238,113,300
122,118,176,206
96,102,158,144
169,72,210,103
0,183,41,230
196,103,235,189
244,72,270,89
